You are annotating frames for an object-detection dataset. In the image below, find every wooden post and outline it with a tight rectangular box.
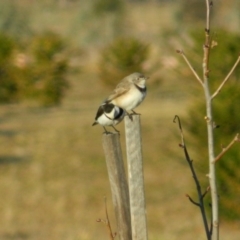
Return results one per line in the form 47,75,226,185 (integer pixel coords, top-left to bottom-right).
102,133,132,240
124,115,148,240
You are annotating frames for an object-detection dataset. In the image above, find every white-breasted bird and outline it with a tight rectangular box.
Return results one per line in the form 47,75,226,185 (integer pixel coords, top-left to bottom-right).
92,103,125,133
104,72,148,117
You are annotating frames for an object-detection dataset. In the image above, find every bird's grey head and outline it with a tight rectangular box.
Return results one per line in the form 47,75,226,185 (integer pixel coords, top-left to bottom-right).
128,72,148,87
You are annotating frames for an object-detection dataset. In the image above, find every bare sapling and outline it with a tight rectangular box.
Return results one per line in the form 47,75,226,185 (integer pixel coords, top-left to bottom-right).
176,1,240,240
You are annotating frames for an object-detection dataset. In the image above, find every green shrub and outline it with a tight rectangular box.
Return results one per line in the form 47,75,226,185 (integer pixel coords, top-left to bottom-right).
92,0,124,15
0,31,70,106
30,32,65,62
99,37,149,87
28,57,68,106
185,30,240,220
21,32,69,106
0,33,19,102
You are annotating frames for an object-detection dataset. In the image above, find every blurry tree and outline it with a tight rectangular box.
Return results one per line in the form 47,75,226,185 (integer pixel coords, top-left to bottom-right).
92,0,124,14
20,32,69,106
99,37,149,87
0,33,19,102
0,31,70,106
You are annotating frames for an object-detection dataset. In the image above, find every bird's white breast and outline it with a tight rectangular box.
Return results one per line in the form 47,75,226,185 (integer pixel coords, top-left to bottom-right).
111,86,146,111
97,114,113,126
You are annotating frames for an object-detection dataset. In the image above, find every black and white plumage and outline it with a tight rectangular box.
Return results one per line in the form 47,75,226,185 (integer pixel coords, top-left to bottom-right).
92,103,125,133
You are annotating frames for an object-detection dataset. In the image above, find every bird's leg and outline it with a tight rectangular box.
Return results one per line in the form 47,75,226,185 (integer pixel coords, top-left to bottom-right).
111,126,120,134
131,110,141,115
125,111,133,121
103,127,111,134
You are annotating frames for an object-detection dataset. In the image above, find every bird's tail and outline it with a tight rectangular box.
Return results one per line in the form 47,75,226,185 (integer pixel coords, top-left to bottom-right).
92,121,98,126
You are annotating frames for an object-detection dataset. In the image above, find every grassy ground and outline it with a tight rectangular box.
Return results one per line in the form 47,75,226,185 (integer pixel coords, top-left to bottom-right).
0,1,240,239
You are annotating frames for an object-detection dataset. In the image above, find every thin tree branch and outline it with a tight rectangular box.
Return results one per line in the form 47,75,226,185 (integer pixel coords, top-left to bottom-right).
203,0,212,78
186,194,200,207
205,0,212,33
209,207,213,237
202,186,210,199
104,197,116,240
214,133,240,163
173,115,211,240
211,55,240,99
176,50,204,87
97,197,117,240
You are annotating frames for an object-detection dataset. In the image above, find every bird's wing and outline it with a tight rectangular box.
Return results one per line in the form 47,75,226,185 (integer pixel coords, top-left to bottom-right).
92,105,104,125
105,81,130,102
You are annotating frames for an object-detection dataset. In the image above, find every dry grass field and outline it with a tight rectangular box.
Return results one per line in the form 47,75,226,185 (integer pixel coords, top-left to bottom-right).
0,71,240,240
0,1,239,239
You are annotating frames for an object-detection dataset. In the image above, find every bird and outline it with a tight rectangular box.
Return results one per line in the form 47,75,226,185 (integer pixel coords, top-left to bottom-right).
104,72,148,118
92,103,125,134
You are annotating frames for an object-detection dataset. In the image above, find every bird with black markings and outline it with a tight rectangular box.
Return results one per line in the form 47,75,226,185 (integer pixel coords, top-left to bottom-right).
92,103,125,134
104,72,148,118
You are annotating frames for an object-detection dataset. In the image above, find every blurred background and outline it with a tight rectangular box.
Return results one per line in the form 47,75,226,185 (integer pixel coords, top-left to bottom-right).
0,0,240,239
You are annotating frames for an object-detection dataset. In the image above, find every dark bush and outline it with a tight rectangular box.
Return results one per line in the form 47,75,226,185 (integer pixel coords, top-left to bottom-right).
0,31,70,106
92,0,124,15
0,33,19,102
25,32,69,106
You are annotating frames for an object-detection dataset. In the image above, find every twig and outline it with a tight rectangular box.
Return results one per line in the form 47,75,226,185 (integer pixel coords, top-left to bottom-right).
202,186,210,199
176,50,204,87
209,206,213,237
173,115,211,240
211,55,240,99
186,194,200,207
214,133,240,162
97,197,117,240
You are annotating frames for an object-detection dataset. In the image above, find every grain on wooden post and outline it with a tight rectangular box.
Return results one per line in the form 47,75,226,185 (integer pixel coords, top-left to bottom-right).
102,133,132,240
124,115,148,240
